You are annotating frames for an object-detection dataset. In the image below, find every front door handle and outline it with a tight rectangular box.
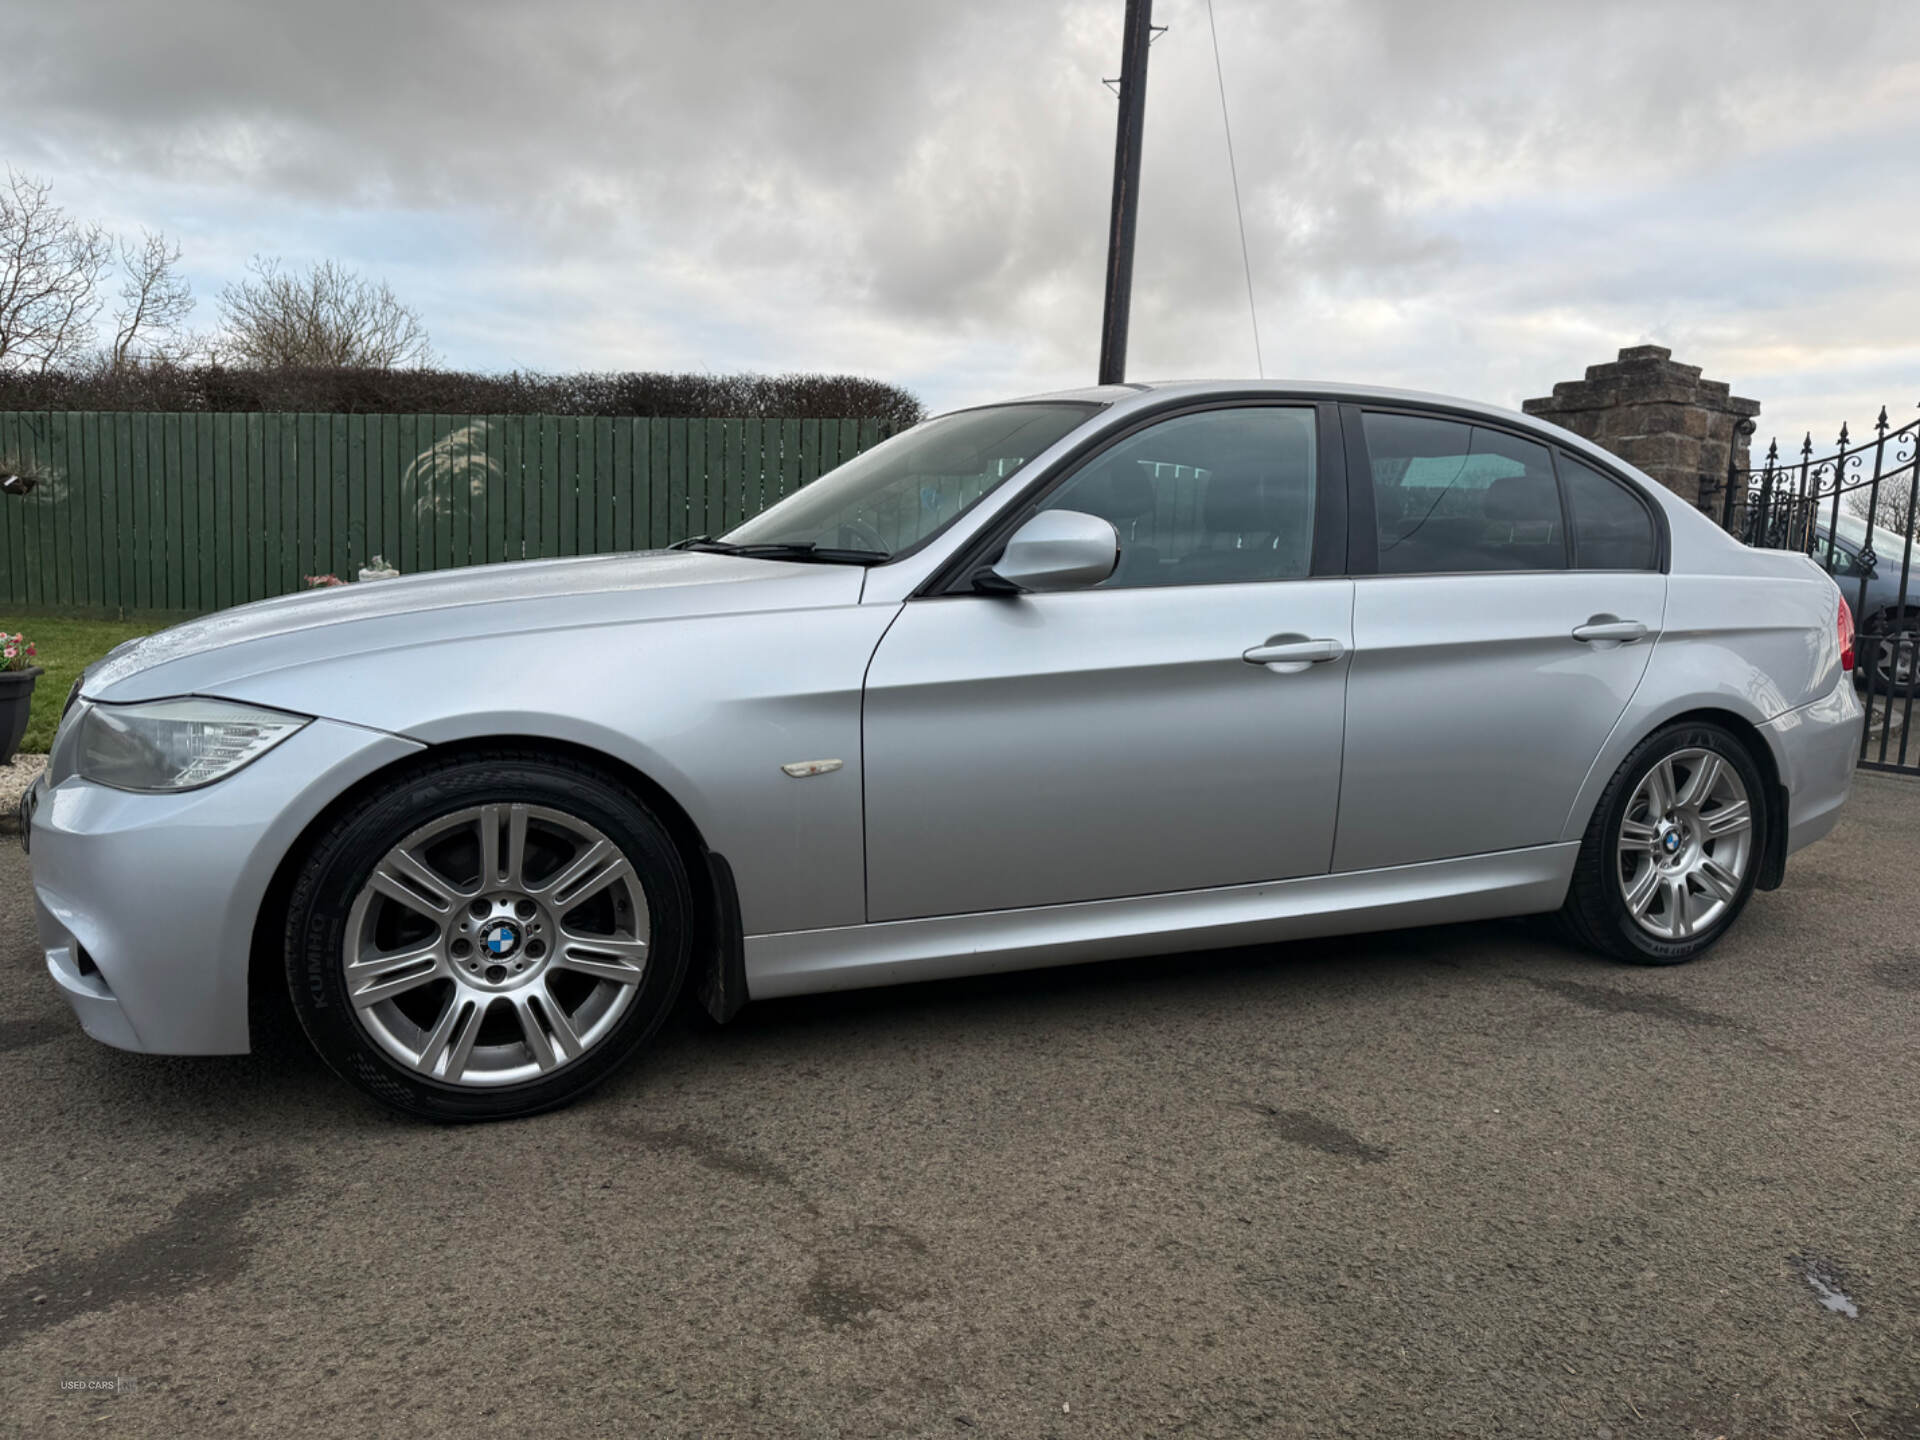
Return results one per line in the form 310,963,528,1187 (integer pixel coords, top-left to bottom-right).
1243,636,1346,674
1571,616,1648,645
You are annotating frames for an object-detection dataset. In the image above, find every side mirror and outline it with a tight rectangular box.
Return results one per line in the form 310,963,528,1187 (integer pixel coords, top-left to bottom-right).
976,510,1119,594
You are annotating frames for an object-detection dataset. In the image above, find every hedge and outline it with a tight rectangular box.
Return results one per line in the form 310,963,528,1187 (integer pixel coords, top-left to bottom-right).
0,364,924,427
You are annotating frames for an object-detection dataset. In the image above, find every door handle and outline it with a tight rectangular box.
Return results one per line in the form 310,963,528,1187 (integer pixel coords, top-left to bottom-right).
1243,636,1346,674
1571,616,1648,644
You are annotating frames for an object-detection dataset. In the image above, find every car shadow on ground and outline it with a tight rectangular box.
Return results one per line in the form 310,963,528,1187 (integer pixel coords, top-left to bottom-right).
626,913,1603,1076
30,914,1612,1132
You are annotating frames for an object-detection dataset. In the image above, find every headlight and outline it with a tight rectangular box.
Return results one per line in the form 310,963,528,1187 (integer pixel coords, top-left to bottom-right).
75,698,311,792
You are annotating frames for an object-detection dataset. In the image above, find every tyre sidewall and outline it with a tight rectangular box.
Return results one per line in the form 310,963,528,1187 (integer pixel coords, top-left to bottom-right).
1594,722,1767,963
286,756,691,1121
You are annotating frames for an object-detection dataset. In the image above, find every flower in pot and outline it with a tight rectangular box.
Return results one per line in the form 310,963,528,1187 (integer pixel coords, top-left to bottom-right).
0,631,42,766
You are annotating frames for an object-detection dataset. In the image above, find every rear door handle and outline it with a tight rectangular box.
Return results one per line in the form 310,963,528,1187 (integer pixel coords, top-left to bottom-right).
1571,616,1648,644
1243,636,1346,674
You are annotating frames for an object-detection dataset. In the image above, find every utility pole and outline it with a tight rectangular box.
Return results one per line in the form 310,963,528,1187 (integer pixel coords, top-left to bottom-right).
1097,0,1154,386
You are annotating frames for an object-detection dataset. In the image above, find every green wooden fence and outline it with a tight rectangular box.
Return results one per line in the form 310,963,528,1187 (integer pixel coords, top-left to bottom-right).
0,412,893,616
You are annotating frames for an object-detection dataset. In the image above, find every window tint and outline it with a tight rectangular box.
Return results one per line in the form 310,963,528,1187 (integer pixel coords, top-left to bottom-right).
1364,413,1564,574
1560,454,1656,570
1039,407,1316,588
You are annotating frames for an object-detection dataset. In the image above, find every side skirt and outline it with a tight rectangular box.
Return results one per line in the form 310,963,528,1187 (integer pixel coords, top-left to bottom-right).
745,843,1581,1000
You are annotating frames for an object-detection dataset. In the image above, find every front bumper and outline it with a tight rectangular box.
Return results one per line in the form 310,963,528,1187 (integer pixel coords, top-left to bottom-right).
1762,672,1864,858
26,718,423,1054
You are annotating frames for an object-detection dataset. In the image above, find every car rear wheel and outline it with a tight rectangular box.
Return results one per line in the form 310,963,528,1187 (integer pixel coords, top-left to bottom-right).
284,750,691,1121
1557,721,1766,965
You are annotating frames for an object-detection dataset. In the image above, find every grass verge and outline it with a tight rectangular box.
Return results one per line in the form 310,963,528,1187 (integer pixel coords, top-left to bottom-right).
3,616,161,754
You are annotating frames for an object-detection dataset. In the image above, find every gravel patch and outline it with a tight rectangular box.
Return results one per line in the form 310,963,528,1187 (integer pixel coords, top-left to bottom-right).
0,753,45,833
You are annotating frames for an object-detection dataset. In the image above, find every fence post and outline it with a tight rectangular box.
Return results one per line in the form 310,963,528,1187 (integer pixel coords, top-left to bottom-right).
1794,434,1814,552
1720,417,1754,531
1888,418,1920,767
1824,423,1849,571
1858,408,1890,625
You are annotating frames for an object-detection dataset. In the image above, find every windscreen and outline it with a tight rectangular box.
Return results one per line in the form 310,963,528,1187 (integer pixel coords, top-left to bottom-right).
721,402,1100,558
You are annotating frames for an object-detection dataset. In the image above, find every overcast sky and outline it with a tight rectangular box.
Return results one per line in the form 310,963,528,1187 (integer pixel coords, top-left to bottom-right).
7,0,1920,453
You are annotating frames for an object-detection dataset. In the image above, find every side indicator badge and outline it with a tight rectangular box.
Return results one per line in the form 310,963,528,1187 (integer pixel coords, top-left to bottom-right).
780,759,844,779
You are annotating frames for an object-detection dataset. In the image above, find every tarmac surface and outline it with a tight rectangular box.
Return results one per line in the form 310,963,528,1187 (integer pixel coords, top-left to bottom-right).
1,772,1916,1438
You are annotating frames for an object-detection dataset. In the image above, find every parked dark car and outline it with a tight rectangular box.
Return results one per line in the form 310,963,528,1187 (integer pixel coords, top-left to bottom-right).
1813,512,1918,691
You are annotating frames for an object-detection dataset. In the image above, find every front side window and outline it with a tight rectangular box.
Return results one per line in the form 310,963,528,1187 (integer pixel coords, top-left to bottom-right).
1364,413,1564,574
1037,406,1317,588
1817,535,1863,578
1560,454,1656,570
722,402,1099,558
1833,509,1911,567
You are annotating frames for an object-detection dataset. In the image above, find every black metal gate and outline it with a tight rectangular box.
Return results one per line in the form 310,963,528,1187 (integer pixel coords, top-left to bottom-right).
1702,409,1920,775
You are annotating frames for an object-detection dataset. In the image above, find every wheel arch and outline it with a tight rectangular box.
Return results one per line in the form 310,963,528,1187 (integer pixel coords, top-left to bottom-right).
1559,703,1789,896
247,735,747,1051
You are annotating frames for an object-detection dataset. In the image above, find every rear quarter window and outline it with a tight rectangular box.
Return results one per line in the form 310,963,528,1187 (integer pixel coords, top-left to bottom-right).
1560,454,1656,571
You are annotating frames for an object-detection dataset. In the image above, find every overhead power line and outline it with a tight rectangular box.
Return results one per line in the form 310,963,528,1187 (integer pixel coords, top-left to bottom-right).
1205,0,1263,378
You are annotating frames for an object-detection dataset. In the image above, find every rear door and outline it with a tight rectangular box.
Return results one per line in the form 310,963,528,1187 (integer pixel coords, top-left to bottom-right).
1332,406,1667,872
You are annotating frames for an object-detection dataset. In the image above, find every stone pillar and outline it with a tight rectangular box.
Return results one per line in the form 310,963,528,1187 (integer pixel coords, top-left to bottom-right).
1522,346,1759,512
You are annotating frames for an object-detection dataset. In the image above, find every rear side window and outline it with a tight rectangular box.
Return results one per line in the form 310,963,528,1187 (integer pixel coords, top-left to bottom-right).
1363,413,1564,574
1559,454,1657,570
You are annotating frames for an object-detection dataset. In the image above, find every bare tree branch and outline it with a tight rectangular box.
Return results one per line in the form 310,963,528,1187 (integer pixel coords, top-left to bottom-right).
0,170,112,374
216,256,433,369
1848,481,1918,542
110,230,194,370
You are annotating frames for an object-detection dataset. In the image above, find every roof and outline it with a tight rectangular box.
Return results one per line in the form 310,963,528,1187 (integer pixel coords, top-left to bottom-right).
999,377,1543,425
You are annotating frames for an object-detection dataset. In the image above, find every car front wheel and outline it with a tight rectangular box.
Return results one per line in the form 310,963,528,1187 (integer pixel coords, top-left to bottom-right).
284,750,691,1121
1558,721,1766,964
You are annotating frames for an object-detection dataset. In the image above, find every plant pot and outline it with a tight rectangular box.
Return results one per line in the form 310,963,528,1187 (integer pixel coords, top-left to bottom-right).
0,666,43,766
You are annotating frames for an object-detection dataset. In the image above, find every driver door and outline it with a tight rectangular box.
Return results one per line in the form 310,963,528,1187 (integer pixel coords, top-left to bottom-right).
860,403,1353,922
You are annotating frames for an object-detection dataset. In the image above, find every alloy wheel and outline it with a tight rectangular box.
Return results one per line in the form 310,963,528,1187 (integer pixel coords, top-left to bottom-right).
1615,748,1753,941
342,802,651,1086
1865,620,1920,692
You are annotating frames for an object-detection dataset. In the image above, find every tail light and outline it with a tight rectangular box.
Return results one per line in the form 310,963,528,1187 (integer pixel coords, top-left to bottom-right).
1838,592,1856,671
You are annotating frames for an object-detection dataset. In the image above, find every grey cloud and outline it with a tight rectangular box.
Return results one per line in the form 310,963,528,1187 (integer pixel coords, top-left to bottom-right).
3,0,1918,440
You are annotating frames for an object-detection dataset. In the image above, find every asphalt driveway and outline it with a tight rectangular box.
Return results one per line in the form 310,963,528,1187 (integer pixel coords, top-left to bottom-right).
2,774,1916,1438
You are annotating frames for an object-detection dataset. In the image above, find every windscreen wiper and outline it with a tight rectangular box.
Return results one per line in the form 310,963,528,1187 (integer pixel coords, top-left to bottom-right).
677,538,890,566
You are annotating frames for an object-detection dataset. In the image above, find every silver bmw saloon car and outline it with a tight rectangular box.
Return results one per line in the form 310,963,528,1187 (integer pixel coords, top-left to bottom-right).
22,381,1862,1120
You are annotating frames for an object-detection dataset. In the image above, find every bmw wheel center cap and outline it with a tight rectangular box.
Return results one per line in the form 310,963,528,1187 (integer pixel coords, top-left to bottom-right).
483,920,522,959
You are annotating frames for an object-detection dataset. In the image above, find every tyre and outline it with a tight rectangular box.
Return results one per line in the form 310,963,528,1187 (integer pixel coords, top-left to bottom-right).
1856,615,1919,695
284,750,692,1121
1558,721,1766,965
